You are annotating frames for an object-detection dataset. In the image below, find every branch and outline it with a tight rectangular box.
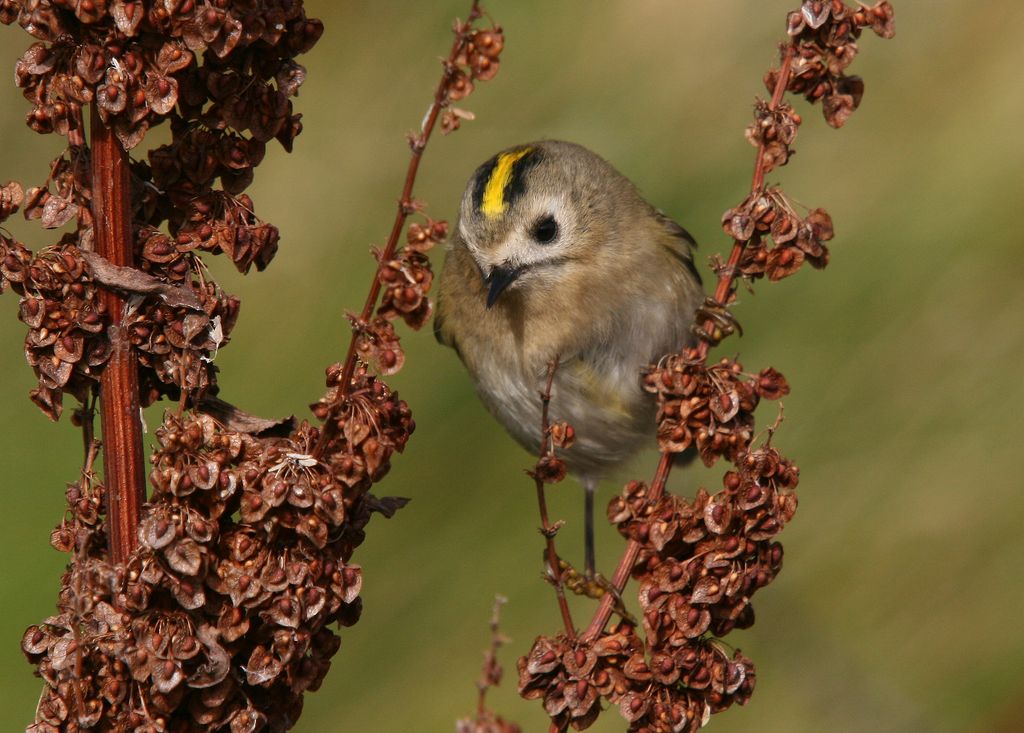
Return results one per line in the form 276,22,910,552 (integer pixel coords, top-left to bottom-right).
531,357,576,638
315,0,484,459
90,105,146,565
580,44,797,645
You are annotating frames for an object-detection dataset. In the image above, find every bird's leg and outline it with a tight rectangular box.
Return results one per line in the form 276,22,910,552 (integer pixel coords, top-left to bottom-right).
582,476,598,579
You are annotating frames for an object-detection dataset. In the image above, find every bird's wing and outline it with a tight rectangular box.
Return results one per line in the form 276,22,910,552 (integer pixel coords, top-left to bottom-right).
433,291,463,359
654,209,702,287
433,242,471,357
433,308,451,346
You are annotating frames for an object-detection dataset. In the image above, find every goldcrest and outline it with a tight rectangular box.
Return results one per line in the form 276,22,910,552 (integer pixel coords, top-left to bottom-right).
435,140,703,573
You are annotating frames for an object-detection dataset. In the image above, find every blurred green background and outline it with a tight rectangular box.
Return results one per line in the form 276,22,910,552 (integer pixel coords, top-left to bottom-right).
2,2,1022,731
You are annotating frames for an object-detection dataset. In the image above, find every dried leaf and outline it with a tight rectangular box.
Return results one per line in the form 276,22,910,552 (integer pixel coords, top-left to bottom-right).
81,251,203,310
364,494,410,518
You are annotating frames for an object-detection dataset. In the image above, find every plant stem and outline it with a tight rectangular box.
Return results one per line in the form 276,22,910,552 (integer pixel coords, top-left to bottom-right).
581,44,796,643
581,453,671,642
314,0,481,460
90,105,145,565
341,0,481,388
535,357,576,638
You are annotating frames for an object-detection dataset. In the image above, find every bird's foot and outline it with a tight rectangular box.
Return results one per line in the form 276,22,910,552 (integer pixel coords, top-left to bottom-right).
555,558,604,600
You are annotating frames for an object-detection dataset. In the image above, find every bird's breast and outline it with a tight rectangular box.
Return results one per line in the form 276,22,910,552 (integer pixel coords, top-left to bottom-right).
437,237,695,478
468,345,654,478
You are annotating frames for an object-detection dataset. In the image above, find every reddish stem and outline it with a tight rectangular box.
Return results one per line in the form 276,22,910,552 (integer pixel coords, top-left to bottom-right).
581,454,671,642
581,44,796,643
474,595,508,718
314,0,481,459
90,105,146,564
695,44,795,362
535,357,576,639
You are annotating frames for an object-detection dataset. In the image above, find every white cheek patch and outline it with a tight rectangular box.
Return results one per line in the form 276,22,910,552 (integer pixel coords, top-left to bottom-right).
508,196,574,268
462,196,574,274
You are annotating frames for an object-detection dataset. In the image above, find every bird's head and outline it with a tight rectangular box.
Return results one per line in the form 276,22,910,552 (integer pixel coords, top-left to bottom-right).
455,141,632,308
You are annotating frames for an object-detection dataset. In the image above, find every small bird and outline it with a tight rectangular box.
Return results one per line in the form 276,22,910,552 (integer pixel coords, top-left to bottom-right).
435,140,703,576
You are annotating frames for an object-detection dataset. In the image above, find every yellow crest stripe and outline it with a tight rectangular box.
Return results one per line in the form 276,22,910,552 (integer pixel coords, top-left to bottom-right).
480,147,533,218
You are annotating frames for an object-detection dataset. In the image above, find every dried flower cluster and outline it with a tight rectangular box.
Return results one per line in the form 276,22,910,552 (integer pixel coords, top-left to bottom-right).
721,192,833,283
2,0,323,417
776,0,895,128
441,25,504,134
612,442,797,633
517,2,893,731
7,0,320,148
518,356,791,732
519,621,755,732
355,217,447,377
23,402,409,733
0,231,109,417
645,353,790,466
720,1,895,284
1,0,386,729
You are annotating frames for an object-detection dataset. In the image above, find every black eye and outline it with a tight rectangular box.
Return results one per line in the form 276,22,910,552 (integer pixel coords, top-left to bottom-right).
531,215,559,244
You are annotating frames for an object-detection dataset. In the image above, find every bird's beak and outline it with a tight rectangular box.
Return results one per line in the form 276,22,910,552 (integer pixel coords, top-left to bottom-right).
485,264,522,308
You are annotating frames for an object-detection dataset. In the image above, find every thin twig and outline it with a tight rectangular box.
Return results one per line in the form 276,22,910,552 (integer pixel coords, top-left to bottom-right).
581,44,797,644
534,357,576,638
475,594,508,718
314,0,483,460
696,44,796,363
69,395,100,718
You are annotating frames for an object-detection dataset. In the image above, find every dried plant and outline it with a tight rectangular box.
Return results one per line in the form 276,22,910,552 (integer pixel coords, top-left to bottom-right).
0,1,897,730
1,1,501,731
456,596,522,733
516,2,895,731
